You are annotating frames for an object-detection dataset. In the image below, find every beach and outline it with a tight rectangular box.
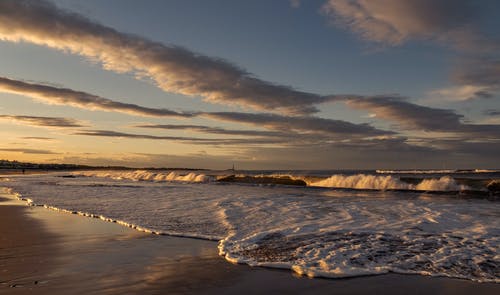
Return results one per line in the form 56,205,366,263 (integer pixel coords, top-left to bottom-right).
1,0,499,293
1,193,498,295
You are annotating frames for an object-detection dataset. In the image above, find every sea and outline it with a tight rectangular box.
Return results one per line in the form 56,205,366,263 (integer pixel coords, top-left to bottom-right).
1,169,499,283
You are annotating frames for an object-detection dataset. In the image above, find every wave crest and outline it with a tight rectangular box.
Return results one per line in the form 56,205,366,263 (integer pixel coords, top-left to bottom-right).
415,176,466,191
74,170,212,183
308,174,468,191
308,174,409,190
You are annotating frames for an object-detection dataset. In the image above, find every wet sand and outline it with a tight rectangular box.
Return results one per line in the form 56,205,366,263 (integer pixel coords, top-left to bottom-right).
0,194,498,294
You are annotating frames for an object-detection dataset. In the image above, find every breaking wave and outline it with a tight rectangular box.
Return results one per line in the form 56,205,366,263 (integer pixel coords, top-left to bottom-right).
308,175,468,192
414,177,465,191
224,173,469,192
307,174,409,190
74,170,473,192
74,170,213,183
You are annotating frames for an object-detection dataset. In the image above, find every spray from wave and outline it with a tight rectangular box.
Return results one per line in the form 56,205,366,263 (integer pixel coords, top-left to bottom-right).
307,174,409,190
75,170,471,192
74,170,212,183
307,175,468,192
414,176,466,191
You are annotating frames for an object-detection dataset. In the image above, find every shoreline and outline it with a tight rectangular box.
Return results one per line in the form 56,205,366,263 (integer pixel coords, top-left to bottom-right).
0,193,498,294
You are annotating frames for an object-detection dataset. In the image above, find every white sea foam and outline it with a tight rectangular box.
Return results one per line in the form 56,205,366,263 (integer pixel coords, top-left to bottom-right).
376,169,458,174
414,176,466,191
377,169,500,174
307,174,410,190
75,170,213,183
474,169,500,173
307,174,468,192
73,171,470,192
2,172,498,282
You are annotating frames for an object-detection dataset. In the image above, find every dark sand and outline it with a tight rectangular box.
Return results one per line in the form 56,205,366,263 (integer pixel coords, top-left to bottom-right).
0,194,498,295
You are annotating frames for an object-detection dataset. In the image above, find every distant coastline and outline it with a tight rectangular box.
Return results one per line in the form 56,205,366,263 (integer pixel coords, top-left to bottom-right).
0,159,208,172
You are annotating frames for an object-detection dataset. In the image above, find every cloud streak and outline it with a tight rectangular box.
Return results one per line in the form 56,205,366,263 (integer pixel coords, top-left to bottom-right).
0,0,334,115
345,96,464,131
483,109,500,116
451,58,500,99
73,130,286,146
322,0,477,47
344,96,500,138
0,77,193,118
0,148,59,154
0,76,393,140
0,114,85,128
455,59,500,88
20,136,55,141
203,111,393,137
134,124,285,137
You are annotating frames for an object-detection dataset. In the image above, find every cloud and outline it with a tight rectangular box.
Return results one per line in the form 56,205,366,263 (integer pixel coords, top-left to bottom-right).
345,96,464,130
450,58,500,99
290,0,301,8
75,122,395,147
424,138,500,157
429,85,492,101
0,114,85,128
429,57,500,102
133,122,381,147
0,74,393,140
321,0,477,46
134,124,286,137
74,130,214,142
20,136,55,141
73,129,286,146
0,148,59,154
455,59,500,88
483,109,500,116
321,0,500,102
0,77,193,118
344,96,500,138
203,111,393,137
0,0,335,115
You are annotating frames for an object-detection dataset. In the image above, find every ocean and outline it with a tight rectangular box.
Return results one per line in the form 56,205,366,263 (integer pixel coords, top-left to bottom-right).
1,169,499,283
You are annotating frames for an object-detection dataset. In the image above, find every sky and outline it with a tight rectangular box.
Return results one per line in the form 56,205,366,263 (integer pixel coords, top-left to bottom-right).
0,0,499,169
